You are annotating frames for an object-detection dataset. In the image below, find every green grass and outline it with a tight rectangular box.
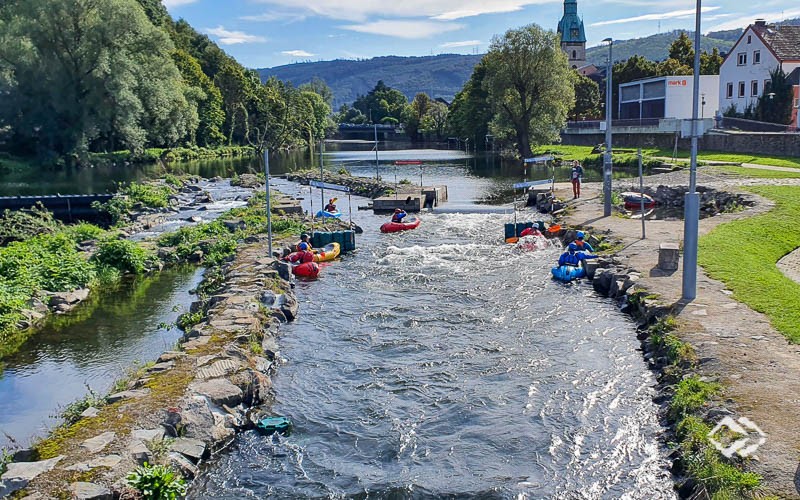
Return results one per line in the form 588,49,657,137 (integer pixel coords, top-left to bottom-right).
712,166,800,179
699,186,800,343
651,149,800,169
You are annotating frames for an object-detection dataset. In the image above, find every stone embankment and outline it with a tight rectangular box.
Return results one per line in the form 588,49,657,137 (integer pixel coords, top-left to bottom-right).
617,184,755,216
286,170,418,199
0,241,298,498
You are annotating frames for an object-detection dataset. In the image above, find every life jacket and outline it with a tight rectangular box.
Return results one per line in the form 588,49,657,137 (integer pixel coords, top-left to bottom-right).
325,204,336,212
559,252,581,267
289,251,314,264
392,213,406,223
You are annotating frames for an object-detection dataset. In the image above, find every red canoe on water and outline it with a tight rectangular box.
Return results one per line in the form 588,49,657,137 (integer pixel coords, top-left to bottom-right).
380,217,421,233
292,262,320,278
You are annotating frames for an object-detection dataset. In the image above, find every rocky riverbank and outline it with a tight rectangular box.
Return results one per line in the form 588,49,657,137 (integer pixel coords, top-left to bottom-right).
557,176,799,498
0,241,298,499
285,170,419,199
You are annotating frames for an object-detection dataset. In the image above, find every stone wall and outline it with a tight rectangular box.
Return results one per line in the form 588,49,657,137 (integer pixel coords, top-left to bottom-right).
561,131,800,157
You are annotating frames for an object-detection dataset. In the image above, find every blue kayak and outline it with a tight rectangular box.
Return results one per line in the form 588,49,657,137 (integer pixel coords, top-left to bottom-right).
551,265,586,283
316,210,342,218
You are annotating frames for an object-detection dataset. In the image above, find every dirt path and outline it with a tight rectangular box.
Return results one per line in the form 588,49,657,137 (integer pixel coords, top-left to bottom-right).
560,180,800,498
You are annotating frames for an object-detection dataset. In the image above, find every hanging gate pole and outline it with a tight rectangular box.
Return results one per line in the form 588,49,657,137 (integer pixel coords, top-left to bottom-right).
639,148,646,239
264,150,273,258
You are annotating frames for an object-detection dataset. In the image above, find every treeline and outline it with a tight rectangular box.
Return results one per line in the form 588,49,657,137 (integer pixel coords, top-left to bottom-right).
0,0,333,165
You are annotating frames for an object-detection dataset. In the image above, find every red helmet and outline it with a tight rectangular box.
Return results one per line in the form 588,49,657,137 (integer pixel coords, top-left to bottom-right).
394,208,402,213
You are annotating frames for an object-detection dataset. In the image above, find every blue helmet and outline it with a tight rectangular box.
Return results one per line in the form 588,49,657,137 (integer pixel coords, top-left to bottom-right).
568,243,578,252
576,231,585,240
298,242,309,251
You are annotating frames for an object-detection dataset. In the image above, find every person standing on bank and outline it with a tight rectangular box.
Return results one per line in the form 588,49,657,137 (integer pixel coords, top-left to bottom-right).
571,160,583,199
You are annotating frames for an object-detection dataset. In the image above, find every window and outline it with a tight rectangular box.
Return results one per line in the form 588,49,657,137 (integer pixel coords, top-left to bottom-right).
643,81,665,99
753,50,761,64
737,53,747,65
747,35,752,44
726,83,733,98
794,97,800,108
738,81,746,97
765,80,772,94
751,80,758,96
621,85,641,102
572,50,577,59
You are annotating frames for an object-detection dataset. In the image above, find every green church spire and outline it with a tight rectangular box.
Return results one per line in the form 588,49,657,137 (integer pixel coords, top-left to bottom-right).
557,0,586,44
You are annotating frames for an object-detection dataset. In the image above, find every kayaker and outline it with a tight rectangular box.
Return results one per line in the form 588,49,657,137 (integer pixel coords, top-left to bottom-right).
296,233,312,252
558,243,598,267
324,198,338,213
571,161,584,199
285,242,314,264
573,231,594,252
391,208,407,223
520,227,542,238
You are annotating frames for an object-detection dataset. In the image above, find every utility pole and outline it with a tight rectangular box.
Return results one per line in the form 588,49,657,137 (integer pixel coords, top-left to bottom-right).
682,0,703,300
603,38,613,217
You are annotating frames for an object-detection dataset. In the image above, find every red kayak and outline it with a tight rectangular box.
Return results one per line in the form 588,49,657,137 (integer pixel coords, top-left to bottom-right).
292,262,320,278
380,217,421,233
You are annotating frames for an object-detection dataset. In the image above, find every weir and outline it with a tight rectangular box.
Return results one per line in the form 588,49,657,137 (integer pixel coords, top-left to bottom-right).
0,194,114,221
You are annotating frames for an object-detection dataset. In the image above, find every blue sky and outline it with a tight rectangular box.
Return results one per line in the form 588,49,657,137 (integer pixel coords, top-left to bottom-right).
163,0,800,69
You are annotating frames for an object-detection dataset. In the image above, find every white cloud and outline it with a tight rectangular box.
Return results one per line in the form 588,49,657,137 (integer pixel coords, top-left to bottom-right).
340,20,464,39
590,6,720,27
204,26,267,45
240,11,307,23
282,50,315,57
706,7,800,32
163,0,197,7
440,40,481,47
254,0,558,22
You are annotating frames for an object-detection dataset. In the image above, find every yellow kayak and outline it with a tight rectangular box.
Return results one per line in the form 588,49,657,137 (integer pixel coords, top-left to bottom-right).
313,242,340,263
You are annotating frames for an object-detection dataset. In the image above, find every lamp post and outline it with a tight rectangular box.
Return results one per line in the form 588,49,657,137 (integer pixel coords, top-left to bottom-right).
603,37,613,217
681,0,703,300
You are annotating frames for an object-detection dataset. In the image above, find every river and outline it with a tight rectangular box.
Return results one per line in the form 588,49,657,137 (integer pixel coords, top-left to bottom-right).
0,146,675,498
188,151,676,498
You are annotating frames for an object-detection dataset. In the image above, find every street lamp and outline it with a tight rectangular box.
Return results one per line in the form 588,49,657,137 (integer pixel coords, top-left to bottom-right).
603,37,613,217
681,0,703,300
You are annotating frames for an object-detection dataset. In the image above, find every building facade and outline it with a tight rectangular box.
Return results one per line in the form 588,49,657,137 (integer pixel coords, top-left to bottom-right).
619,75,720,120
718,20,800,115
557,0,586,69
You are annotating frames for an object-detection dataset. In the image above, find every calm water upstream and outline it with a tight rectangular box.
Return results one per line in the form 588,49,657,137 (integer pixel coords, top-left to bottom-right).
190,152,675,499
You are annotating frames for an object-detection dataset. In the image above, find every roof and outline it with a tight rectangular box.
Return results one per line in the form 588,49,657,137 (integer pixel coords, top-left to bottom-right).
753,24,800,61
789,67,800,85
557,0,586,44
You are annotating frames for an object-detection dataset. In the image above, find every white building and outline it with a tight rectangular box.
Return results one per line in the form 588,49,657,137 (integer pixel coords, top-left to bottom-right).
719,20,800,114
619,75,719,120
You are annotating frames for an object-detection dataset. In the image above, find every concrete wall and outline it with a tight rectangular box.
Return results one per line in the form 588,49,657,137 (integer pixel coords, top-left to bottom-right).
561,131,800,156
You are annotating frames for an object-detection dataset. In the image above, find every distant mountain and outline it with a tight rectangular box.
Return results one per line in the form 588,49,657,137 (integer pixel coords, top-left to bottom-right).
707,17,800,43
258,54,483,108
586,30,734,65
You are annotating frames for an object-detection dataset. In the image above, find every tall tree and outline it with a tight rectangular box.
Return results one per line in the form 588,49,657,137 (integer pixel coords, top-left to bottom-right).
700,47,723,75
571,74,600,120
483,24,575,158
352,81,407,124
668,32,695,68
0,0,197,159
401,93,431,141
421,101,449,140
448,61,493,150
299,77,334,107
172,50,225,146
756,67,794,124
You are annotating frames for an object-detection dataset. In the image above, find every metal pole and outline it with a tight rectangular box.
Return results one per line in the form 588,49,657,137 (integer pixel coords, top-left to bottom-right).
319,140,325,213
264,150,273,258
639,148,646,239
348,192,353,229
374,124,379,180
604,39,614,217
682,0,702,300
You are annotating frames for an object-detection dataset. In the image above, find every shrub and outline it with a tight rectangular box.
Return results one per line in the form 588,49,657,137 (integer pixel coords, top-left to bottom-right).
124,183,174,209
61,387,106,425
126,462,187,500
65,223,105,243
0,203,61,245
93,239,150,274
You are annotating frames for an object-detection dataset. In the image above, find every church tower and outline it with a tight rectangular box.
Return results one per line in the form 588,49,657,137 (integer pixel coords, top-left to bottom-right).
557,0,587,69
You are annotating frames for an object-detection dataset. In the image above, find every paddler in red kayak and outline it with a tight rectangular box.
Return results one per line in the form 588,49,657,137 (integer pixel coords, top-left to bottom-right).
285,242,314,264
391,208,407,223
519,227,542,238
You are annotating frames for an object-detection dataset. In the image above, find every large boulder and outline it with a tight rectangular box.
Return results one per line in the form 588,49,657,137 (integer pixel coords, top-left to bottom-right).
0,456,64,498
190,378,243,407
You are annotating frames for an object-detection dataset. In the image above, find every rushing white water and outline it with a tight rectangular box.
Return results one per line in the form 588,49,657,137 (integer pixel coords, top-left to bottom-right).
191,203,676,498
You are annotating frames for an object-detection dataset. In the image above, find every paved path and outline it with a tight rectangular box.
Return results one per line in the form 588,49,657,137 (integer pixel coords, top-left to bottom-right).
560,178,800,497
778,247,800,285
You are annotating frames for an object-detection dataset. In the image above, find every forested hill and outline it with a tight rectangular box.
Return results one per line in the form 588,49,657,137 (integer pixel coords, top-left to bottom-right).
258,54,483,108
586,31,734,66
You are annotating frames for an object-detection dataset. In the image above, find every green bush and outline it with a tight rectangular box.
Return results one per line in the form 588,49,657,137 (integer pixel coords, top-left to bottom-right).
124,183,174,209
126,462,187,500
92,239,151,274
61,388,106,425
0,203,61,245
65,223,106,243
